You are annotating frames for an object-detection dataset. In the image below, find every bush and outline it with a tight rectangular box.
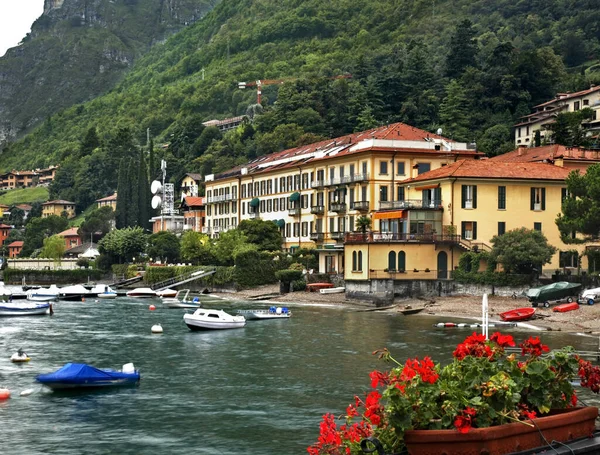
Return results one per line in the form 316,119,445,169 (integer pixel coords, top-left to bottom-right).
76,258,90,269
2,267,106,284
453,270,534,286
275,269,304,282
292,278,306,291
234,250,284,289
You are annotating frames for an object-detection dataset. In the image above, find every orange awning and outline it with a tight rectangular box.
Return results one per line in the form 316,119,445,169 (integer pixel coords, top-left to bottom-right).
414,184,439,191
373,210,405,220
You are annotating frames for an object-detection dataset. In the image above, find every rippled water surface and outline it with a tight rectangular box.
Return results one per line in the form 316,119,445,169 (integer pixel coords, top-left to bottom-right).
1,295,599,454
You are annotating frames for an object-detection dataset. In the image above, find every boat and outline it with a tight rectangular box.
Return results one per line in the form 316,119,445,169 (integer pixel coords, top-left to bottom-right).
237,306,291,320
156,288,178,298
36,362,140,390
183,308,246,330
579,287,600,305
319,286,345,294
59,284,91,301
26,285,60,302
0,301,53,316
10,350,30,363
162,289,201,308
527,282,582,308
126,287,157,298
399,306,425,315
306,282,334,292
90,284,118,299
553,302,580,313
499,307,536,322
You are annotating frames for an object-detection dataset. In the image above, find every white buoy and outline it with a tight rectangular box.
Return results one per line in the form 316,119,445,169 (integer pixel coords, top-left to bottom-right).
20,388,34,397
151,323,163,334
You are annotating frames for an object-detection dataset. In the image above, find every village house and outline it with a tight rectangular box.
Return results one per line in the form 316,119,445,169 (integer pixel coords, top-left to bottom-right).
8,240,23,258
0,223,11,246
57,227,82,249
180,173,202,198
96,193,118,210
42,200,76,219
181,196,205,232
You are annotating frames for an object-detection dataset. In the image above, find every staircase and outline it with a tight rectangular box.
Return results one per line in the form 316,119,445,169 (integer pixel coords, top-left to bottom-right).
150,269,216,291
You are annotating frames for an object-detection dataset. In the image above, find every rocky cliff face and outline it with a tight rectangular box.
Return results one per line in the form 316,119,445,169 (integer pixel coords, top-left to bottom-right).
0,0,217,145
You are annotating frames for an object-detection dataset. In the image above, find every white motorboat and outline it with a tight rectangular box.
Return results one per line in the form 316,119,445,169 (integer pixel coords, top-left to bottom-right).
59,284,91,301
90,284,118,299
126,287,157,298
162,289,201,308
319,287,345,294
183,308,246,330
27,285,60,302
237,306,292,320
156,288,178,298
0,301,53,316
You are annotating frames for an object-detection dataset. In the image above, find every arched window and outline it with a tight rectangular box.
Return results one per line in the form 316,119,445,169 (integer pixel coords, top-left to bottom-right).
398,251,406,271
358,251,363,271
352,251,357,271
388,251,397,271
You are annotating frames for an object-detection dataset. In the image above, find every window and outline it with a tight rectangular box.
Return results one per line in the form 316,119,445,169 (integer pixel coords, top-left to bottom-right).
498,186,506,210
583,99,589,106
361,186,368,202
301,194,309,209
241,185,246,198
302,173,309,190
534,222,542,232
286,176,292,190
285,223,291,238
349,164,355,176
241,203,245,215
339,166,345,178
349,215,354,232
380,161,388,175
530,187,546,211
267,199,272,212
301,222,308,237
388,251,397,271
362,161,368,175
260,181,265,196
329,167,335,181
293,175,300,190
293,223,299,237
498,222,505,236
397,186,405,201
461,185,477,209
559,251,578,268
352,251,357,271
416,163,430,174
349,188,354,204
357,251,363,272
329,217,335,233
397,162,405,175
518,127,522,138
379,185,388,202
561,188,570,202
574,101,580,111
461,221,477,240
398,251,406,272
280,177,286,192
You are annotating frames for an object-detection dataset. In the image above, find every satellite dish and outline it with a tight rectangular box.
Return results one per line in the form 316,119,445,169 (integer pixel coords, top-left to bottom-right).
436,128,443,136
151,180,162,194
151,195,162,209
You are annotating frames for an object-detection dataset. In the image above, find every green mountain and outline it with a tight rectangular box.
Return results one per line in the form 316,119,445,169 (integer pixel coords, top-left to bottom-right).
0,0,218,144
2,0,599,212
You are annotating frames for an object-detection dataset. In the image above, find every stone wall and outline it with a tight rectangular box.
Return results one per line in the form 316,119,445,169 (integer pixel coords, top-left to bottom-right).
8,258,80,270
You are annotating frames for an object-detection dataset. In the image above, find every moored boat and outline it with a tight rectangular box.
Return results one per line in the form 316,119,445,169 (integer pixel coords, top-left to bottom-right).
0,301,53,316
27,285,60,302
59,284,91,301
499,307,536,322
553,302,580,313
237,306,291,320
156,288,178,298
36,362,140,390
183,308,246,330
90,284,118,299
126,287,157,298
319,286,345,294
162,289,201,308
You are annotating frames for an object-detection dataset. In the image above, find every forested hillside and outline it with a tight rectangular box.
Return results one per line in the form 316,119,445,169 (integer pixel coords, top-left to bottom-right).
0,0,218,143
2,0,599,212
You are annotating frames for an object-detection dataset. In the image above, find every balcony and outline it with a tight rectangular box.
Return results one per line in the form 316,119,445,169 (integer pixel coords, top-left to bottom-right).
344,232,461,245
330,231,345,241
309,232,324,242
206,194,234,204
310,205,325,215
212,226,221,233
288,207,301,216
201,226,211,234
352,172,369,183
310,180,325,189
350,201,369,211
330,203,347,213
378,199,443,211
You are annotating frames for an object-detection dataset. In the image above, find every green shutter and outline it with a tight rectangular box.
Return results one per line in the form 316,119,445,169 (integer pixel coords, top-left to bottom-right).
461,221,466,239
541,188,546,210
530,188,535,210
472,186,477,208
461,185,466,208
434,187,441,205
473,222,477,240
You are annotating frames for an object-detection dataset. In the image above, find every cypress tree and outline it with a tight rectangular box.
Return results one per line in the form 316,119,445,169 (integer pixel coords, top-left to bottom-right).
127,157,140,227
115,158,129,229
148,137,155,180
138,149,150,231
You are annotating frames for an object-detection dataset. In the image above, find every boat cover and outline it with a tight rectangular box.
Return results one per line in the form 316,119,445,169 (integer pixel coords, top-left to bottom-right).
527,281,581,300
36,363,138,385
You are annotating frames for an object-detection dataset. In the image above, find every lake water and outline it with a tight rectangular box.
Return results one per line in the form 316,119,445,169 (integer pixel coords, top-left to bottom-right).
1,295,600,454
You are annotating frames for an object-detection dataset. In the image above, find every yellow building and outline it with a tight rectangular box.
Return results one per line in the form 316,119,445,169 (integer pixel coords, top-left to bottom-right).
204,123,481,273
180,173,202,198
42,200,76,219
514,85,600,146
96,193,118,210
344,160,581,290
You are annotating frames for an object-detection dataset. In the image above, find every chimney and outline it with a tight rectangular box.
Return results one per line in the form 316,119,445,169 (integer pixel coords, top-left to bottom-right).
517,145,526,156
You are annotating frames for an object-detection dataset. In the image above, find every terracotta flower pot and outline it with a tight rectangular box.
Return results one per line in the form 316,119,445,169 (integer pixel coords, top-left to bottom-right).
404,407,598,455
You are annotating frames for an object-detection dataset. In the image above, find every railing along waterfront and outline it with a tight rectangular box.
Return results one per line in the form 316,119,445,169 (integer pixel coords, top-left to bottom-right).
345,232,461,244
379,199,443,210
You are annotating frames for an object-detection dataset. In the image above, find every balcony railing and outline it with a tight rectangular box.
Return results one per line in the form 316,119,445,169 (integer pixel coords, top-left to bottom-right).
288,207,301,216
330,203,347,213
311,173,370,189
330,231,345,240
350,201,369,211
206,194,234,204
201,226,211,234
309,232,324,242
310,180,325,189
310,205,325,215
345,232,461,245
378,199,443,210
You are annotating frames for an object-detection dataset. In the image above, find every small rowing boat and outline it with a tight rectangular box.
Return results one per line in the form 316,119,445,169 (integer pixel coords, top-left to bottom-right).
553,302,580,313
499,307,536,322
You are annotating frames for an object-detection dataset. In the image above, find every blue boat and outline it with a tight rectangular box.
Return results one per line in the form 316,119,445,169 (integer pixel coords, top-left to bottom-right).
36,363,140,390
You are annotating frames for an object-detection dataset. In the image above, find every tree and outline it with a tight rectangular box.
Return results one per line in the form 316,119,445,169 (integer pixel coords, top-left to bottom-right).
28,202,43,221
489,227,557,274
355,215,372,234
78,206,115,243
138,149,150,231
446,19,479,79
238,219,282,251
8,207,25,227
80,126,101,157
115,158,129,229
127,157,140,227
439,80,472,142
556,164,600,242
548,109,595,147
20,215,69,257
147,231,180,264
98,227,148,263
40,234,65,265
212,229,252,266
180,231,214,265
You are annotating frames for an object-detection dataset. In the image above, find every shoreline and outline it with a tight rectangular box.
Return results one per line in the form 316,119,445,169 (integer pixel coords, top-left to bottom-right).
215,284,600,336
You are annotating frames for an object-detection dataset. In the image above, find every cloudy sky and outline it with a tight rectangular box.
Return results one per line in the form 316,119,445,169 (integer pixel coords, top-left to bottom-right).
0,0,45,57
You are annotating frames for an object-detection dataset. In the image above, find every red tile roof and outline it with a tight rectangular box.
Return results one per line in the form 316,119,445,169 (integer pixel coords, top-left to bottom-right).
16,204,32,210
8,241,23,247
533,86,600,109
403,160,571,184
490,145,600,163
96,193,117,202
43,200,75,205
57,227,80,237
0,223,12,229
213,122,481,181
183,196,204,207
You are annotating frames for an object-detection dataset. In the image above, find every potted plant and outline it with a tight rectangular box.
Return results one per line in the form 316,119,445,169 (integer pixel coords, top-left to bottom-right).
307,332,600,455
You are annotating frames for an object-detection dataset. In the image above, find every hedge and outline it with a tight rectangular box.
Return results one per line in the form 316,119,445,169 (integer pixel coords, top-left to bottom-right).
2,268,107,285
453,270,534,286
234,250,288,289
